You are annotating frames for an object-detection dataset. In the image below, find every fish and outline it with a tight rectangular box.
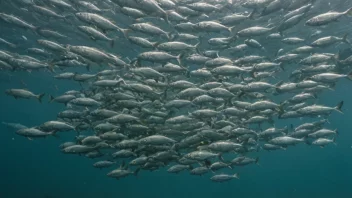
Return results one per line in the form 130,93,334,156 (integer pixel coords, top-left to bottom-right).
312,138,336,147
5,89,45,103
210,173,239,182
16,128,57,139
306,8,352,26
1,0,349,183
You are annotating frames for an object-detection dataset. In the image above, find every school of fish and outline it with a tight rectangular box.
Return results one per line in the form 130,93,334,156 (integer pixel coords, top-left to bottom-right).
1,0,351,182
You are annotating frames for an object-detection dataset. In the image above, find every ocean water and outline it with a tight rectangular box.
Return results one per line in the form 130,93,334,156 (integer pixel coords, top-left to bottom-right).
1,0,352,198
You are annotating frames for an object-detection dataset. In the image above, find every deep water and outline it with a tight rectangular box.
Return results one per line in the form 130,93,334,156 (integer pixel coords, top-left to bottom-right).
1,0,352,198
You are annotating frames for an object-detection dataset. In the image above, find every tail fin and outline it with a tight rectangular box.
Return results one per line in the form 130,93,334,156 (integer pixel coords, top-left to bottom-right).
134,167,140,176
344,7,352,16
347,70,352,81
166,32,173,41
119,28,130,39
194,42,201,55
233,173,240,179
37,93,45,103
176,53,185,66
255,157,259,165
274,80,284,87
283,126,289,135
302,137,311,145
49,95,55,103
109,39,115,48
50,131,60,138
335,101,344,113
218,154,225,162
163,13,170,26
228,26,236,35
342,33,350,44
248,8,256,19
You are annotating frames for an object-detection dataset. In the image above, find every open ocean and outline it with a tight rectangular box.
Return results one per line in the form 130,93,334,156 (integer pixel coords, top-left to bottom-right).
1,0,352,197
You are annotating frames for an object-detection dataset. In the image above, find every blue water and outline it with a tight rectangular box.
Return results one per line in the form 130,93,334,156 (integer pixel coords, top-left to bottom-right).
2,0,352,197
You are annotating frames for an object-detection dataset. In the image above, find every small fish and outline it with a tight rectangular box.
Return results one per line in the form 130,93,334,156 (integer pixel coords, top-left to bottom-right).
306,8,352,26
5,89,45,103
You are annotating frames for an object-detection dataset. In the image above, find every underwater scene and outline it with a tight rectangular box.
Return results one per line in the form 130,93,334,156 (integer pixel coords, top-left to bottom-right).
1,0,352,197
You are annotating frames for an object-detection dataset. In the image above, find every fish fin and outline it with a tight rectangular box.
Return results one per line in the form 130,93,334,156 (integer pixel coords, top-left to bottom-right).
237,91,245,98
233,173,240,179
134,168,140,176
248,8,256,19
335,101,344,113
119,28,130,39
345,7,352,16
28,137,33,141
176,53,185,66
302,137,311,145
163,12,170,26
283,126,289,135
255,157,259,165
49,95,54,103
218,153,225,162
194,42,201,55
109,39,115,48
50,131,59,138
37,93,45,103
229,26,236,35
342,33,350,44
347,71,352,81
274,80,284,87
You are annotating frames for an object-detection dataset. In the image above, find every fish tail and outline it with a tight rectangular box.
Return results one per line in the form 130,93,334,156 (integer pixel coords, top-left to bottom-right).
133,168,141,176
119,28,130,39
218,153,225,162
248,8,257,19
302,137,311,145
50,131,60,138
49,95,55,103
274,80,284,88
346,70,352,81
229,26,236,36
255,157,259,165
32,26,40,35
283,126,289,135
37,93,45,103
176,53,185,66
233,173,240,179
48,63,55,73
109,39,115,48
194,42,201,54
163,12,170,26
342,33,350,44
345,7,352,16
335,101,344,113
